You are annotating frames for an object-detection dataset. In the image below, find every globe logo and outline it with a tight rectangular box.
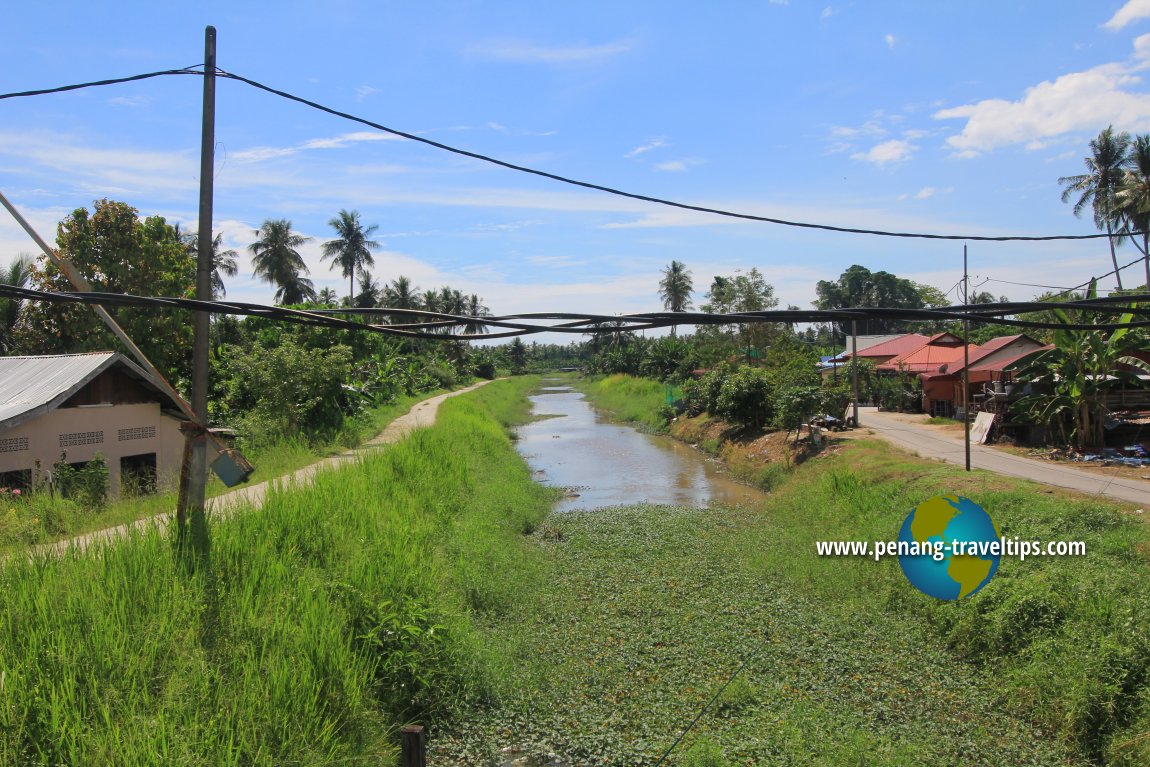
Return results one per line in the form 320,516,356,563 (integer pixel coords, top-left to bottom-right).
898,495,1001,601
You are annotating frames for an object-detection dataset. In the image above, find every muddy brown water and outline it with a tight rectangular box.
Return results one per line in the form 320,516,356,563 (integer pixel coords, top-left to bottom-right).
516,384,764,511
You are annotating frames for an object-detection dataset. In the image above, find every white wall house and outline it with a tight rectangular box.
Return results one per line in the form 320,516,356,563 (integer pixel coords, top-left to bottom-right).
0,352,189,498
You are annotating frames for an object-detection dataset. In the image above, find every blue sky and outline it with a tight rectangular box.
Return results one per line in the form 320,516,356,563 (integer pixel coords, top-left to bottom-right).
4,1,1150,323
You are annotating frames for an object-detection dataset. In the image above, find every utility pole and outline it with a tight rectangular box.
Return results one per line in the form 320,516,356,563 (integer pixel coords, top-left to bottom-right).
850,319,859,428
963,244,971,472
177,25,216,548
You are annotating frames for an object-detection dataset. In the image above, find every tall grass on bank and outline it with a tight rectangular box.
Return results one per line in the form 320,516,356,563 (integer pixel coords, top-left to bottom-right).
577,374,672,432
0,378,556,766
0,390,453,554
750,440,1150,766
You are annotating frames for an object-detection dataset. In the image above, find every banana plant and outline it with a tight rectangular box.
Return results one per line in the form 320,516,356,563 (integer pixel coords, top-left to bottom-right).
1013,287,1150,449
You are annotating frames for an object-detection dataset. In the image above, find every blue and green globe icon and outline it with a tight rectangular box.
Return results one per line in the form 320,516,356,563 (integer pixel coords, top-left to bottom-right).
898,495,1000,600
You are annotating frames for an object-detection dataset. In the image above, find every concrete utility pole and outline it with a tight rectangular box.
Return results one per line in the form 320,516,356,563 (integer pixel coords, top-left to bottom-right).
176,25,216,545
963,243,971,472
851,319,859,427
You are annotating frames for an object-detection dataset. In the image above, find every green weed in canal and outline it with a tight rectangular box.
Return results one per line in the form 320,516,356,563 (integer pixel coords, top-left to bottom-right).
437,434,1150,766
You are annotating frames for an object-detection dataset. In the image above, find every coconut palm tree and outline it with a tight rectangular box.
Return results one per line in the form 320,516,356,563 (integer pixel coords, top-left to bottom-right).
383,276,419,309
420,289,441,313
353,270,382,308
320,209,380,303
463,293,489,335
249,219,316,305
1116,133,1150,289
659,260,694,337
0,254,32,353
659,260,694,311
1060,126,1133,290
316,287,339,306
182,231,239,299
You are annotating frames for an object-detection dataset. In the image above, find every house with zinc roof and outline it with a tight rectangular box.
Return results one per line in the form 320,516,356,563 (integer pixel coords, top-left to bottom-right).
0,352,189,498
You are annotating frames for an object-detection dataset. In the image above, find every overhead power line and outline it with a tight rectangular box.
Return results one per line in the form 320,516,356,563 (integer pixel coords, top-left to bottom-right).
0,66,1141,243
3,284,1150,340
0,68,203,100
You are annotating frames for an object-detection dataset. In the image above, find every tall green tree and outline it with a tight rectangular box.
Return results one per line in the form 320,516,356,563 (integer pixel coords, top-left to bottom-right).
249,219,317,305
1060,125,1132,290
694,268,780,363
1116,133,1150,289
14,199,196,379
814,264,927,334
321,209,380,303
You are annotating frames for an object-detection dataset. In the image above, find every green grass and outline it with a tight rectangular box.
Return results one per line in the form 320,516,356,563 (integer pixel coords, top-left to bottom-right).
435,438,1150,766
0,377,556,765
0,390,452,555
577,373,673,432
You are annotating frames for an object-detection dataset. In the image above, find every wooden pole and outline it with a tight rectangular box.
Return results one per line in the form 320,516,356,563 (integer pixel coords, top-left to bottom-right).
401,725,426,767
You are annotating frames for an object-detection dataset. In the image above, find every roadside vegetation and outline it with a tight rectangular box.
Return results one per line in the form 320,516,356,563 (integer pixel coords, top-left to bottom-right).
0,389,450,553
0,377,556,765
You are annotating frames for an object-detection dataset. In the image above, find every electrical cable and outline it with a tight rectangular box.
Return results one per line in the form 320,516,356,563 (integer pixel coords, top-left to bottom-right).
5,65,1149,243
4,284,1150,339
0,69,203,100
216,68,1132,243
652,632,767,767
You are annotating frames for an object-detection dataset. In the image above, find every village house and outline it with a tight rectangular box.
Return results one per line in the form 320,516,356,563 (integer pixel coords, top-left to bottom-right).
0,352,189,498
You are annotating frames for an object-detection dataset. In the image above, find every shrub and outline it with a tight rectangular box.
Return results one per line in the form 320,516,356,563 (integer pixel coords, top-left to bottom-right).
714,366,773,428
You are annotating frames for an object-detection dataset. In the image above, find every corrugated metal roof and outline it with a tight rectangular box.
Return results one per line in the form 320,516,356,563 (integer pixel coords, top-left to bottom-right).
0,352,181,430
847,333,930,360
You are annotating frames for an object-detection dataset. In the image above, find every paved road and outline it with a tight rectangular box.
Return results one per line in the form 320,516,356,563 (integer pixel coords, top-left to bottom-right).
858,407,1150,505
37,380,493,556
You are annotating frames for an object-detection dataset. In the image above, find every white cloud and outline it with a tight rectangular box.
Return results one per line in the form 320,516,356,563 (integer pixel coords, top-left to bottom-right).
465,38,633,64
914,186,936,199
354,85,380,102
231,131,403,163
934,36,1150,156
108,95,150,108
625,137,670,158
1104,0,1150,31
885,33,897,50
655,158,703,172
821,6,836,19
851,139,916,164
829,119,887,139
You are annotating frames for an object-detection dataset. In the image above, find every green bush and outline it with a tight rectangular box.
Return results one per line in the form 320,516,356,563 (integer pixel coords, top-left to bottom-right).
714,367,773,428
52,454,108,510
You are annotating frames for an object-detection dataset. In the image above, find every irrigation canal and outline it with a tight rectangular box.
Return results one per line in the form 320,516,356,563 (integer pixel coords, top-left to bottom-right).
516,382,762,511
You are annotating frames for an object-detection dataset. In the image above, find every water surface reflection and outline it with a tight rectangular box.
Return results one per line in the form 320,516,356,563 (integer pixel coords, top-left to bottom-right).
516,385,762,512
